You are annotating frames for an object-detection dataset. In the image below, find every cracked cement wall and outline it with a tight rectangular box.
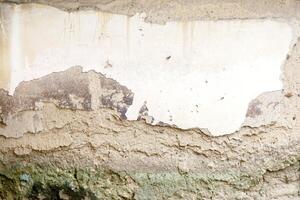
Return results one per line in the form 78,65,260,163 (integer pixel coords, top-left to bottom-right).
0,0,300,199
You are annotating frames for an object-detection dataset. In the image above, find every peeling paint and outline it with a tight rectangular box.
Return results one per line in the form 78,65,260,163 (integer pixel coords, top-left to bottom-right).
0,3,294,135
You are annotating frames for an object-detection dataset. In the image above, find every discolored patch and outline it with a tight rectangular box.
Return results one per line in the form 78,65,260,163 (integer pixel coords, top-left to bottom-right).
246,99,262,118
0,66,134,122
0,89,13,125
98,73,134,119
137,101,154,123
13,67,92,112
28,181,97,200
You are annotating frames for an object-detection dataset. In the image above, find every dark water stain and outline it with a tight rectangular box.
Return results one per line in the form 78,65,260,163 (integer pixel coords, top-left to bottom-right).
28,181,98,200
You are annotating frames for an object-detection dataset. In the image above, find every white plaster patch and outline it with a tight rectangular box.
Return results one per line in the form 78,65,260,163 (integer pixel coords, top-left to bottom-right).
0,4,293,135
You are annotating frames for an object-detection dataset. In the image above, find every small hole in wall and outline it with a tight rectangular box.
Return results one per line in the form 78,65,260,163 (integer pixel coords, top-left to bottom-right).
104,60,112,68
166,56,171,60
293,116,296,120
284,92,293,98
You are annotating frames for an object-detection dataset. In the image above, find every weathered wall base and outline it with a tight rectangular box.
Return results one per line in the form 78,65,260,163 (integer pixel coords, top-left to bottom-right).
0,162,299,200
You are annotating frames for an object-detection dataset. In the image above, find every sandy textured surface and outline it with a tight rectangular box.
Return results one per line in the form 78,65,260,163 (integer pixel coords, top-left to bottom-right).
1,0,300,23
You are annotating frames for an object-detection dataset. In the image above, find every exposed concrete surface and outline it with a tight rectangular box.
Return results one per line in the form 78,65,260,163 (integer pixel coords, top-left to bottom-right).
0,0,300,199
1,0,300,23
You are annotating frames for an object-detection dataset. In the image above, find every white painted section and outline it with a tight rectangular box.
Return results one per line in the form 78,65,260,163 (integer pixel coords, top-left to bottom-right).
1,4,292,135
9,5,23,93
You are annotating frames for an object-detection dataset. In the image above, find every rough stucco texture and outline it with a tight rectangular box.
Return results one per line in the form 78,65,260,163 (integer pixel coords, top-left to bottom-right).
0,0,300,199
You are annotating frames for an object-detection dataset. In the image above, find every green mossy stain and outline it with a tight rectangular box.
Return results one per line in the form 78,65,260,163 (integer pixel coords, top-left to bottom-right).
0,165,137,200
0,164,273,200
